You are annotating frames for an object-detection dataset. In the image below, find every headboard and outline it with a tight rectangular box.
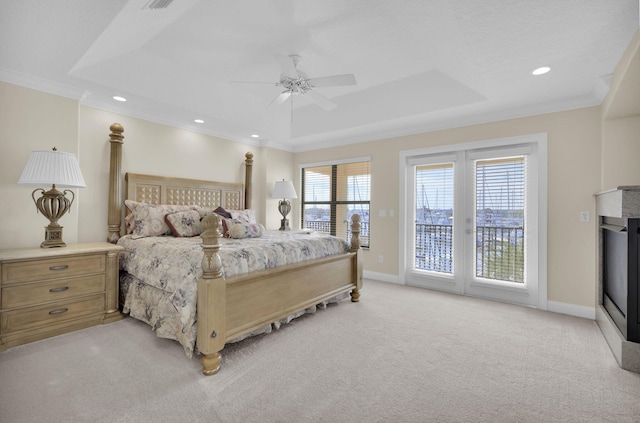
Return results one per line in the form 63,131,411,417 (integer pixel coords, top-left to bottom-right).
106,123,254,243
125,173,245,210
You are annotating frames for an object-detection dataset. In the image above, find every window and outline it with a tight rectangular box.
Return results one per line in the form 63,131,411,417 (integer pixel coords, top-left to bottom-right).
301,159,370,248
474,156,526,282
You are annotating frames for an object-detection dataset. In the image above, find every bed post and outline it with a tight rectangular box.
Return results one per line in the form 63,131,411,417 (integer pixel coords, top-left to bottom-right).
107,123,124,243
349,214,363,302
197,213,227,375
244,152,253,209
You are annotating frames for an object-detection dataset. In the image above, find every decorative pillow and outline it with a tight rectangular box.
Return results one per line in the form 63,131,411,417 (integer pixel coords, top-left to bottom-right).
228,222,265,239
229,209,257,224
193,206,233,220
124,200,195,237
193,206,215,219
124,213,135,234
165,210,203,237
214,206,232,219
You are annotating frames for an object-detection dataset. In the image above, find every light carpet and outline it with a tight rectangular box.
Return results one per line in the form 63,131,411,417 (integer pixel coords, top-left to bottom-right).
1,280,639,423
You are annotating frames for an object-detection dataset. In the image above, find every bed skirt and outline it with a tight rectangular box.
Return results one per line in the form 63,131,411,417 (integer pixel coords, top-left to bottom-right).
119,271,348,357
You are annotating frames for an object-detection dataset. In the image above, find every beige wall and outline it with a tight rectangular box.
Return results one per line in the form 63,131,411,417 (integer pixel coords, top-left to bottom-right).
0,82,81,249
0,80,618,311
294,107,603,308
0,82,266,249
75,106,265,243
261,147,296,231
601,115,640,189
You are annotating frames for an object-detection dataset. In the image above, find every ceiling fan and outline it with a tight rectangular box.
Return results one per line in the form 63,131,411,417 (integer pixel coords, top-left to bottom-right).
234,54,357,111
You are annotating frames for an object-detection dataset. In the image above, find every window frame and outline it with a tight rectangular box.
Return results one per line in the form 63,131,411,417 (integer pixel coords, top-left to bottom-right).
300,157,371,248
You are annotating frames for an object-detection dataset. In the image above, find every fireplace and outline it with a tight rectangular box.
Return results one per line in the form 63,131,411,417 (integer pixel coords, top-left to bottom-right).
596,186,640,373
601,216,640,342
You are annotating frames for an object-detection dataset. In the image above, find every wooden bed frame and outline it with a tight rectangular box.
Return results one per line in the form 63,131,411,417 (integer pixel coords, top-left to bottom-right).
106,123,363,375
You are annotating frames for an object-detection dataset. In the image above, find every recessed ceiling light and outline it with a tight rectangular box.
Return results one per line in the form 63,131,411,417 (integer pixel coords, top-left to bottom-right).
112,96,127,102
532,66,551,76
194,119,204,124
251,134,260,138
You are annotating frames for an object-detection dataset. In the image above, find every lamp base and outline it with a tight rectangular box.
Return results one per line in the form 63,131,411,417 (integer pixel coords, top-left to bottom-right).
278,199,292,231
32,186,74,248
279,218,291,231
41,224,66,248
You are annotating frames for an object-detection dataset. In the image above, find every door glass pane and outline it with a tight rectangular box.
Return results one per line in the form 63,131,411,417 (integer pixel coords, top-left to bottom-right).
414,163,454,273
475,156,525,282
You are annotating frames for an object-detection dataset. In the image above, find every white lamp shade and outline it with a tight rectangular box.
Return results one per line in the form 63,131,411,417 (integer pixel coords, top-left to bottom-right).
272,180,297,199
18,150,86,188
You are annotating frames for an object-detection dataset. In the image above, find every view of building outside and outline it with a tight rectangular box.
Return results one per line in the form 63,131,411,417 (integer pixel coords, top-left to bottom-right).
415,156,525,282
302,162,370,248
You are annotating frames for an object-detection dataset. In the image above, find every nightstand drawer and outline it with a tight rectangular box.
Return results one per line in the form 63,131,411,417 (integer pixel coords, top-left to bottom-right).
1,294,105,333
1,254,106,285
1,274,105,309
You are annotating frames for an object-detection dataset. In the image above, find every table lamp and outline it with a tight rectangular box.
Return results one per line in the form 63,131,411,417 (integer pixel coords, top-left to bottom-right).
272,179,297,231
18,147,86,248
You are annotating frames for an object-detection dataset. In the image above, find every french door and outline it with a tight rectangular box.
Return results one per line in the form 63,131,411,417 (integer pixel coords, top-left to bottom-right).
401,136,546,308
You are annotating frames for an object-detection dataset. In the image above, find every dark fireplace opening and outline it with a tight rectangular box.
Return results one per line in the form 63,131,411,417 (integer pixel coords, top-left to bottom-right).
601,216,640,342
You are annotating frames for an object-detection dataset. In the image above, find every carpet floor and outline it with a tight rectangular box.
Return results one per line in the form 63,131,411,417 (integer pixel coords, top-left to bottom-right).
1,280,639,422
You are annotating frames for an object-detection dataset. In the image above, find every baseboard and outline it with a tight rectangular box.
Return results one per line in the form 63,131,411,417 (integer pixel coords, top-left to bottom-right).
363,270,402,284
547,300,596,320
363,272,596,320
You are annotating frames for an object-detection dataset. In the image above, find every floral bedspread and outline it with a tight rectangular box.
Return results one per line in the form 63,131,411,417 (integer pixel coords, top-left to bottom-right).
117,231,349,347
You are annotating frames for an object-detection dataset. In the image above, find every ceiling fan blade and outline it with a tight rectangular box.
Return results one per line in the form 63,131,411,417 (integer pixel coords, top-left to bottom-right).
229,80,276,85
268,91,292,109
274,54,300,79
304,90,338,111
308,74,356,87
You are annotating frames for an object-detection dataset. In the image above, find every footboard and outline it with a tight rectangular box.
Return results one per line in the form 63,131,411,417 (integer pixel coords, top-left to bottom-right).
197,214,363,375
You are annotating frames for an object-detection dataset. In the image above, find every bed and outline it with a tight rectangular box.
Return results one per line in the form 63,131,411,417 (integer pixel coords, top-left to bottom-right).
105,123,363,375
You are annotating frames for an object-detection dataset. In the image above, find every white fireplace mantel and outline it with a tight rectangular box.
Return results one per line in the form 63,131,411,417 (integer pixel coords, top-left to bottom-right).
596,186,640,218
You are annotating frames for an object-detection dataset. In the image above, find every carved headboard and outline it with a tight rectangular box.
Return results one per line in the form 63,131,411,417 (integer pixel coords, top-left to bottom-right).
125,173,245,210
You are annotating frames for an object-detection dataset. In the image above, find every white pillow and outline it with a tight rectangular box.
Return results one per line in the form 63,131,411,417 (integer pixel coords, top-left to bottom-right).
124,200,195,237
228,222,265,239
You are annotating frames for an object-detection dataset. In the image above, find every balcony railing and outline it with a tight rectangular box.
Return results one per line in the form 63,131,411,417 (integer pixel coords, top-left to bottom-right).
415,223,524,282
305,219,370,248
415,224,453,273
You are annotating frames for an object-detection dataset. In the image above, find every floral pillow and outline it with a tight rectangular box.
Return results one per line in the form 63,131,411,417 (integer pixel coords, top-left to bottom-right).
124,200,195,237
228,222,265,239
165,210,203,237
229,209,257,224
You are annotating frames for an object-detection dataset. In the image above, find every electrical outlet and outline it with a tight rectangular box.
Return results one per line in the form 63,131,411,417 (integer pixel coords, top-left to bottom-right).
580,211,590,222
378,255,384,263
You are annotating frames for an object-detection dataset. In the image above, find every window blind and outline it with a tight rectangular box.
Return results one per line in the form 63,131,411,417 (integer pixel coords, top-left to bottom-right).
301,161,370,247
474,156,526,282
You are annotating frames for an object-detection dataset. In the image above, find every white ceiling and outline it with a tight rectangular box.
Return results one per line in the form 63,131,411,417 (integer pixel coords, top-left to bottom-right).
1,0,638,152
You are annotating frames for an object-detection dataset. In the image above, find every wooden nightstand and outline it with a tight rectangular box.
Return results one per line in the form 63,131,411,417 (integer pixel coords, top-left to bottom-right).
0,242,123,351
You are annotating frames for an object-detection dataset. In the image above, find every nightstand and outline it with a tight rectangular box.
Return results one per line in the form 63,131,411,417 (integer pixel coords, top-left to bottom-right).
0,242,123,351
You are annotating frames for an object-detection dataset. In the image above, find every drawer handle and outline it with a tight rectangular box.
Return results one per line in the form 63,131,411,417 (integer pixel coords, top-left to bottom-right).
49,286,69,293
49,265,69,271
49,308,69,315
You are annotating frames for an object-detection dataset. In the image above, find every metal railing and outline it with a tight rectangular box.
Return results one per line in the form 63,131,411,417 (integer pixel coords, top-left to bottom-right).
305,219,370,248
415,223,453,273
475,225,524,282
415,223,524,282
